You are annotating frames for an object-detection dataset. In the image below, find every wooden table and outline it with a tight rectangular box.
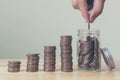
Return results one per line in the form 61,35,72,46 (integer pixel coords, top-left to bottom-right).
0,59,120,80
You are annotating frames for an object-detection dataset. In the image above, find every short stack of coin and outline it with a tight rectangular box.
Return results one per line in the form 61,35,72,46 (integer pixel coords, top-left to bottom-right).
8,61,21,72
26,53,39,72
44,46,56,72
60,36,73,72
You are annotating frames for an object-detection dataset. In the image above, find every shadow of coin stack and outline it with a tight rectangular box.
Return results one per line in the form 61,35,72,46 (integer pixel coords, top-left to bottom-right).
26,53,39,72
60,36,73,72
44,46,56,72
8,61,21,72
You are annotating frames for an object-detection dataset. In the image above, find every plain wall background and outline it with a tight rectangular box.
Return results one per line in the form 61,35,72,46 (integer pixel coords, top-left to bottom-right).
0,0,120,59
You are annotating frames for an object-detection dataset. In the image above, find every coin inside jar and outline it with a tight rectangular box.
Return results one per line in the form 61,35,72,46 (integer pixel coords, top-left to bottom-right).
78,34,100,70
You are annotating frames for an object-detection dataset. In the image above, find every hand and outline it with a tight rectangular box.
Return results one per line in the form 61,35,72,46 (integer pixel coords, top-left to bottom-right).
72,0,105,23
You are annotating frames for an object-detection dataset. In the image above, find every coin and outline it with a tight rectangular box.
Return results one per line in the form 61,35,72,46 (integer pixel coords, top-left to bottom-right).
26,69,38,72
79,64,90,70
8,69,20,72
60,41,71,46
8,61,21,64
44,46,56,52
61,36,72,40
27,53,39,57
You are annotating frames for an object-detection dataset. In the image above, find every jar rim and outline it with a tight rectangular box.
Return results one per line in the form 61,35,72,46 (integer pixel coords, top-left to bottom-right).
78,29,100,32
77,29,100,37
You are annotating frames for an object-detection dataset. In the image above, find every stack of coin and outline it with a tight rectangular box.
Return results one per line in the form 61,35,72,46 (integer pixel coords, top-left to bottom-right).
26,53,39,72
89,37,100,69
44,46,56,72
78,36,100,70
8,61,21,72
60,36,73,72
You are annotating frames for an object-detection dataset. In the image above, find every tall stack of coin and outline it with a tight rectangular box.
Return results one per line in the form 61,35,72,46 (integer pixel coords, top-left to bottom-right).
44,46,56,72
26,53,39,72
78,36,100,70
8,61,21,72
60,36,73,72
89,37,100,69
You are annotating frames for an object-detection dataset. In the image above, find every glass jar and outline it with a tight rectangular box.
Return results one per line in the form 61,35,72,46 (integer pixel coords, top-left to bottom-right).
77,29,101,71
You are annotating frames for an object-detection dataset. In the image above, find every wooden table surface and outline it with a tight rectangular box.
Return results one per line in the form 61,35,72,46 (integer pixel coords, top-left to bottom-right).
0,59,120,80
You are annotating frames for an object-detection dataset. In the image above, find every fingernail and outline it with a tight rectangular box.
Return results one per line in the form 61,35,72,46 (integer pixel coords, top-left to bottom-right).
90,17,94,23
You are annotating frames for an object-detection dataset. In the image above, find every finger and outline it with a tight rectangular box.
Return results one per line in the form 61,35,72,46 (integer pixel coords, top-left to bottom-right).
72,0,79,9
78,0,89,22
89,0,105,23
89,10,97,23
